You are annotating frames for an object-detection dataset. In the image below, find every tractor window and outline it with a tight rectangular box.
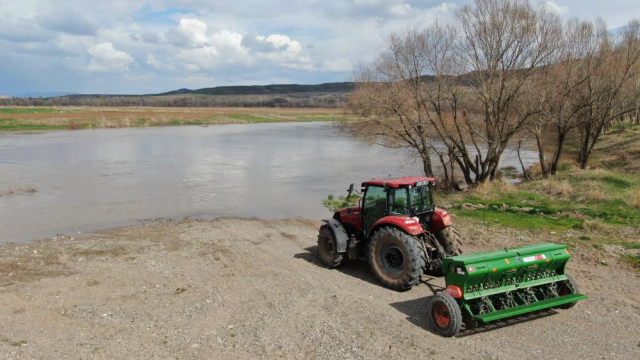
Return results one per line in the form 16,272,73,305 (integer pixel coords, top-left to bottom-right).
410,186,433,214
389,188,408,215
364,186,387,212
363,186,387,235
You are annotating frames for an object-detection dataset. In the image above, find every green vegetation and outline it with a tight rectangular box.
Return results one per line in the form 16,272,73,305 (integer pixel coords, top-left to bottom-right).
323,194,361,212
0,107,59,114
441,169,638,231
207,114,284,123
622,254,640,268
0,118,67,131
0,107,350,131
206,114,348,123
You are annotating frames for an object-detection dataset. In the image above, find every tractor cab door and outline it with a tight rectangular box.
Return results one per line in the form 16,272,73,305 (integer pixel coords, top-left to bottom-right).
361,185,387,237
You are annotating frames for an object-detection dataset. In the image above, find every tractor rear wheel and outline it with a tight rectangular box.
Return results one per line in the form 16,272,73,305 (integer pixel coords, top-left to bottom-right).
429,293,462,337
434,225,462,255
557,273,580,309
317,225,343,268
427,226,462,276
368,226,424,291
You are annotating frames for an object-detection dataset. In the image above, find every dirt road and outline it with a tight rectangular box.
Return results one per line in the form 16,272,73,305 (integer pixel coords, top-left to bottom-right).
1,217,638,359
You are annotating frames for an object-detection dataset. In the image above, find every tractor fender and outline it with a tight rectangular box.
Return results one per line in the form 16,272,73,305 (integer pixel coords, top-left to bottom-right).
322,219,349,253
430,208,453,233
370,216,423,236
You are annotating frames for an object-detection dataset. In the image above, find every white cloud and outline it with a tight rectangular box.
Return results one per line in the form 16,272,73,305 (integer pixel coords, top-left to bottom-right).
251,34,314,70
322,58,352,72
177,28,250,71
86,42,135,72
542,1,570,15
146,54,161,68
390,3,412,17
146,54,174,70
179,46,218,71
177,18,209,46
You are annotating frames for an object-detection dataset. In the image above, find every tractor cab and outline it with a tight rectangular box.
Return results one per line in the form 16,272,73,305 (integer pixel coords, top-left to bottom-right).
359,177,435,237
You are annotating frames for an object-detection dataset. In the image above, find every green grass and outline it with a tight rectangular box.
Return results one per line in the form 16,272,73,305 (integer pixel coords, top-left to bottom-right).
0,107,58,114
441,165,639,232
207,114,282,123
323,194,361,212
0,112,347,131
207,113,348,123
0,118,66,131
455,208,581,230
293,115,350,122
621,254,640,268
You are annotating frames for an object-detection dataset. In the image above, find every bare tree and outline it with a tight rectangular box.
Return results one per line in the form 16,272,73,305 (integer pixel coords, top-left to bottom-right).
455,0,561,181
348,0,561,185
530,18,605,176
575,20,640,168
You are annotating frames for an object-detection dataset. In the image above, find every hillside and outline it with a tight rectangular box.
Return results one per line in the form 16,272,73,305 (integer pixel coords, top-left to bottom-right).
0,82,356,108
158,82,355,96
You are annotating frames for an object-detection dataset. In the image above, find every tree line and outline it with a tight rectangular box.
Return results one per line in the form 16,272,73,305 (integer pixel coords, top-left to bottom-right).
347,0,640,187
0,93,349,108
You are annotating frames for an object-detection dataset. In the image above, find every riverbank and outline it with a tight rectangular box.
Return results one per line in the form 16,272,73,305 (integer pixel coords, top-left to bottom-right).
0,106,350,131
439,124,640,269
1,217,638,359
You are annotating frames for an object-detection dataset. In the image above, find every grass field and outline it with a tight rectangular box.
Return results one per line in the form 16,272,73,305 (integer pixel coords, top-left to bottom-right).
0,106,351,131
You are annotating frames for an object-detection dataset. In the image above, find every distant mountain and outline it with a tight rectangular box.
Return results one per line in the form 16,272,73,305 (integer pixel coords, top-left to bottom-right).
10,92,78,98
1,82,357,108
155,82,355,96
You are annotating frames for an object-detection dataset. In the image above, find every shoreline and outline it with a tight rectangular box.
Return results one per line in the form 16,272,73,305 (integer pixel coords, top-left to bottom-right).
0,106,348,132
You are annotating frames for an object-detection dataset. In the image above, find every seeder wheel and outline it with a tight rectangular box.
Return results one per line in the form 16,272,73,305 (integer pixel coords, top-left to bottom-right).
557,273,581,309
429,293,462,337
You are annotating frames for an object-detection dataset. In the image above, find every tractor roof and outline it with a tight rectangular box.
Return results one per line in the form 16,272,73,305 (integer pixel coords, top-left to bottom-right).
362,176,436,188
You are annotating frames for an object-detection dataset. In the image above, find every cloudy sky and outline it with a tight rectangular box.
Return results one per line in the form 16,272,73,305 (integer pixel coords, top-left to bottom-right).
1,0,638,95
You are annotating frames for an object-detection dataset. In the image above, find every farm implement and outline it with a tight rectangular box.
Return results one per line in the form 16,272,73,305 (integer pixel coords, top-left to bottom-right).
318,176,587,336
430,243,587,336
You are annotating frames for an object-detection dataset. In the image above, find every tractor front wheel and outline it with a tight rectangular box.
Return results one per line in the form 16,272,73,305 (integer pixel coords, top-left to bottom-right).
368,226,424,291
429,293,462,337
317,225,343,268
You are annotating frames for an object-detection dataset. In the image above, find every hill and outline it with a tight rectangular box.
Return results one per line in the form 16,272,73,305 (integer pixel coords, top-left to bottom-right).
0,82,355,108
157,82,355,96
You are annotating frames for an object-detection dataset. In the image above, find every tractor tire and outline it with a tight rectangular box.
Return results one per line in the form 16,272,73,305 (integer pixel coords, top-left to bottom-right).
427,226,462,276
434,225,462,256
368,226,424,291
429,293,463,337
317,225,343,268
557,273,581,309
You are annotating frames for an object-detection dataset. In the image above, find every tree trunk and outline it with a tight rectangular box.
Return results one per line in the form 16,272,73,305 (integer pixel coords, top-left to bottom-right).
549,132,566,175
517,140,531,180
438,153,450,187
421,151,434,178
534,128,548,178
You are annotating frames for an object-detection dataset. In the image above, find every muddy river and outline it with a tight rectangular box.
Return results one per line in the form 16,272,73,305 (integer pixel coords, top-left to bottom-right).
0,122,539,243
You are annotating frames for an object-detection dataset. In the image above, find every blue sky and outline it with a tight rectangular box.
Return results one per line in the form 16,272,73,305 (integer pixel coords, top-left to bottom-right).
0,0,638,95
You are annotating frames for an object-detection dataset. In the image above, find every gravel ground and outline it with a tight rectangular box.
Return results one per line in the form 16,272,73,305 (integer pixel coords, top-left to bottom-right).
0,217,638,359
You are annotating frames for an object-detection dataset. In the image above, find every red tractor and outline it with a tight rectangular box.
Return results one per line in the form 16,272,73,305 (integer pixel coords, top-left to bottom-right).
318,176,462,291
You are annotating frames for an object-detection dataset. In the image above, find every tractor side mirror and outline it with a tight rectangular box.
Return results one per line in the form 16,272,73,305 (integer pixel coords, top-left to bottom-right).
347,183,354,198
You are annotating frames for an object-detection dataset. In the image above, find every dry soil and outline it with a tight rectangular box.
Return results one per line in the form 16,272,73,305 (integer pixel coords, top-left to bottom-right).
0,217,638,359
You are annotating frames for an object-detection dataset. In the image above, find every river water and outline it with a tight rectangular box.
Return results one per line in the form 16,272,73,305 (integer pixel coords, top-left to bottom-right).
0,122,539,244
